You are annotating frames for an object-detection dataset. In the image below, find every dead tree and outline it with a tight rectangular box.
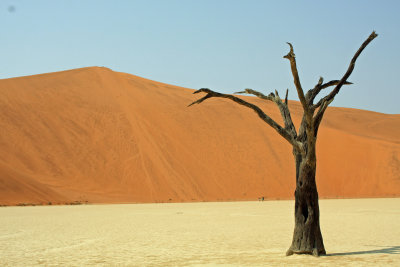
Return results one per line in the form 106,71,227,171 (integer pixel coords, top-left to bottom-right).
188,32,377,256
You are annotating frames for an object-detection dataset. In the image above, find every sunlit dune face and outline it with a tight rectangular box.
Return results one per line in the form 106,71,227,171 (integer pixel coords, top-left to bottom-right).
0,67,399,206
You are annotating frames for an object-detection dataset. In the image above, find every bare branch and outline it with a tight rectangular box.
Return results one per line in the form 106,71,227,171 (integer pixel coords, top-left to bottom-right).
236,88,297,138
308,79,353,106
187,94,211,107
189,88,300,150
234,88,273,101
313,31,378,109
285,89,289,105
321,80,353,90
283,42,308,112
317,76,324,87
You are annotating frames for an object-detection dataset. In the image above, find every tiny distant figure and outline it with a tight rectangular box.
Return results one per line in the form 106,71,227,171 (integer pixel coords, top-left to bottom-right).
258,196,265,201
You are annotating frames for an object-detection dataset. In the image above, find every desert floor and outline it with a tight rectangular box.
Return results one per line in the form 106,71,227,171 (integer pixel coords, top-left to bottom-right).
0,198,399,266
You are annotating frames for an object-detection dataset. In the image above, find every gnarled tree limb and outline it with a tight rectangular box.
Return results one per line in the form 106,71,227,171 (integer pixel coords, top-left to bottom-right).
312,31,378,134
284,43,308,113
313,31,378,109
307,78,353,105
188,88,301,150
235,88,297,138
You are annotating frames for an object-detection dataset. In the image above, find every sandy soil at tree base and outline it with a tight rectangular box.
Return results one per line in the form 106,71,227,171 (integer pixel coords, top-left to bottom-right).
0,198,399,266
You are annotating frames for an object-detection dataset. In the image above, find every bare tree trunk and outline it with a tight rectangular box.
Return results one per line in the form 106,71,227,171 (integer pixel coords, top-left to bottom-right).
287,149,326,256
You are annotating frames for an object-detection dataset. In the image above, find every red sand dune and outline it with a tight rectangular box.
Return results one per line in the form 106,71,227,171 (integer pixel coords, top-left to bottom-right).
0,67,399,205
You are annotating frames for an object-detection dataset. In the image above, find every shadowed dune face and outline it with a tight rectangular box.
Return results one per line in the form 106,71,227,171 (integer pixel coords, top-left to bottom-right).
0,67,399,205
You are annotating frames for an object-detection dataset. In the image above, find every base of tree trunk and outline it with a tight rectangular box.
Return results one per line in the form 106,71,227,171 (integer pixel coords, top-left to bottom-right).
286,246,326,257
285,198,327,257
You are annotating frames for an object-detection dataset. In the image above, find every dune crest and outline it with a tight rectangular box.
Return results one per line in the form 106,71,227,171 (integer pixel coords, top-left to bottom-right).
0,67,399,205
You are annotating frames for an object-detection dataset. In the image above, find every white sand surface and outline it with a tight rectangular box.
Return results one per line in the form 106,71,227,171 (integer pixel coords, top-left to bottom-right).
0,198,399,266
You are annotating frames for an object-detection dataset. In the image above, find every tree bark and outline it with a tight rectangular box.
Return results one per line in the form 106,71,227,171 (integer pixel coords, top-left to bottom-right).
287,150,326,256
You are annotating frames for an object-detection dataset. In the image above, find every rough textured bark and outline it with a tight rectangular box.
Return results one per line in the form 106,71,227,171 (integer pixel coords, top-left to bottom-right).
189,32,377,256
287,148,326,256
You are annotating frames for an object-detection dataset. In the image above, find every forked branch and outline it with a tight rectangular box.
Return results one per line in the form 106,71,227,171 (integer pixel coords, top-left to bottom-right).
235,88,297,138
188,88,301,150
307,78,353,105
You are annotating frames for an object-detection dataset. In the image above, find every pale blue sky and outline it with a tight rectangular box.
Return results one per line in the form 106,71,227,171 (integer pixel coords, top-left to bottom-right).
1,0,399,113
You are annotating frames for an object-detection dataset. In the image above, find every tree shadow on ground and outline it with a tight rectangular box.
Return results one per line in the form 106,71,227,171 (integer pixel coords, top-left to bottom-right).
328,246,400,256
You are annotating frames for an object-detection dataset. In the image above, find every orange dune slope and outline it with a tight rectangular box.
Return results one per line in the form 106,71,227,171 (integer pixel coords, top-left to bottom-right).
0,67,399,205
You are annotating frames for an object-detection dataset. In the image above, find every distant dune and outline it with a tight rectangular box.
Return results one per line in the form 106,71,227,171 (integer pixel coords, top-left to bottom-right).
0,67,399,205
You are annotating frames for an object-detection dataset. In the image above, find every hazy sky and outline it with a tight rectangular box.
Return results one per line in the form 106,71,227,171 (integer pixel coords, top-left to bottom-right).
1,0,399,113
